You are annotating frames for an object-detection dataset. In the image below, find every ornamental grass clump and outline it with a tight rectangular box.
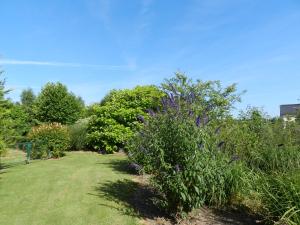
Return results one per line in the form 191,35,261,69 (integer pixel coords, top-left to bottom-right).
69,118,89,150
258,172,300,225
28,123,70,159
219,108,300,224
220,108,300,174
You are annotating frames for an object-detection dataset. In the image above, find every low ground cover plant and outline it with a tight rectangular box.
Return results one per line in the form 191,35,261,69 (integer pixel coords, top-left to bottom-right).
28,123,70,159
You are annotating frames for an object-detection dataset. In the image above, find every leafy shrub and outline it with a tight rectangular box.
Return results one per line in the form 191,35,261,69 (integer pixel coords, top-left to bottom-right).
129,109,246,215
87,85,164,153
69,118,89,150
87,113,133,153
128,74,243,216
28,123,70,159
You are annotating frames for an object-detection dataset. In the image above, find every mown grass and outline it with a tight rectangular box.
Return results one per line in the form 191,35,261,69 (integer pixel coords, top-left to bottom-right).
0,150,139,225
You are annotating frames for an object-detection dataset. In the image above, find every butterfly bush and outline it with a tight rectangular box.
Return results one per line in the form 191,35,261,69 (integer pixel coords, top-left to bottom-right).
128,73,245,216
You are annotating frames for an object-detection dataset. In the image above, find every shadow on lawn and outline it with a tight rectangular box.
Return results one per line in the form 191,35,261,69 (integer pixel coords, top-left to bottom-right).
0,160,26,170
92,179,261,225
97,159,139,175
0,168,6,177
92,178,169,220
0,161,23,179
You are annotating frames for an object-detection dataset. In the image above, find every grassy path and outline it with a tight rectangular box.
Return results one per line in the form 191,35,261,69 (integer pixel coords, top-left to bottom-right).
0,150,138,225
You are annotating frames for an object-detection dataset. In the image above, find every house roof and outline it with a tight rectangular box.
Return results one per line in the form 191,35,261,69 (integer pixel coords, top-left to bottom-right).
280,104,300,117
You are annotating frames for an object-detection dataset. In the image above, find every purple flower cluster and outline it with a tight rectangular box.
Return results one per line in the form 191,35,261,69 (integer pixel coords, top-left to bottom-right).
195,116,201,127
175,164,181,172
137,115,145,123
161,93,179,112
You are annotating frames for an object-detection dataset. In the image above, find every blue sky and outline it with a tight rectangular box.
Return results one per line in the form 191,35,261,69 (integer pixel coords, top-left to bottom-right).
0,0,299,116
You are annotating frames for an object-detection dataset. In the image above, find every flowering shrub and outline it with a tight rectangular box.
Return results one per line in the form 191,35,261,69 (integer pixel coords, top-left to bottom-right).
129,109,245,215
28,123,70,159
128,74,244,216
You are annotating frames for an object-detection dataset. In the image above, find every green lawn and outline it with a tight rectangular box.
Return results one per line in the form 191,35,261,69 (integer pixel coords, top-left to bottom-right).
0,150,139,225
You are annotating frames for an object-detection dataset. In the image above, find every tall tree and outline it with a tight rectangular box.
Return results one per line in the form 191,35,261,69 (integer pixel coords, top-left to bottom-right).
20,88,37,124
35,82,84,124
21,88,36,108
0,72,11,156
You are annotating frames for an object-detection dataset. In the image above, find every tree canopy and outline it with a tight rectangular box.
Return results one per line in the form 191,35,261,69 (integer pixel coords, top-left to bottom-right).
87,85,164,153
35,82,84,124
21,88,36,108
0,72,11,154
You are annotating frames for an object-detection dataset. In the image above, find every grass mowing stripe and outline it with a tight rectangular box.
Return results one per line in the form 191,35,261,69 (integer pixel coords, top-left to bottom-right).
0,150,139,225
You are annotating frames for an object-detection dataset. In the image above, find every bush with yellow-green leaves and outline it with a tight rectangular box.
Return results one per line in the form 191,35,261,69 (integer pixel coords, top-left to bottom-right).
28,123,70,159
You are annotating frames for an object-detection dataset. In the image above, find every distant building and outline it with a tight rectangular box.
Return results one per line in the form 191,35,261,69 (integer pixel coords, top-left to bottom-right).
280,104,300,122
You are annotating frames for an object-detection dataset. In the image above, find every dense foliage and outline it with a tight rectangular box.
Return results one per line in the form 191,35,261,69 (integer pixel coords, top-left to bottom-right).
35,82,84,124
69,118,89,150
258,172,300,225
20,88,38,125
129,104,246,214
220,109,300,224
160,72,242,120
7,103,31,141
0,72,10,156
28,123,70,159
21,88,36,108
1,69,299,224
220,108,300,173
128,74,244,215
0,73,28,152
87,85,164,153
129,74,300,224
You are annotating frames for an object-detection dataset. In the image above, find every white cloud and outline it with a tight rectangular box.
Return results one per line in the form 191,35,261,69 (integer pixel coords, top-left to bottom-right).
0,58,135,71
